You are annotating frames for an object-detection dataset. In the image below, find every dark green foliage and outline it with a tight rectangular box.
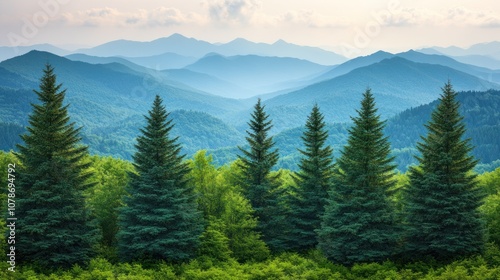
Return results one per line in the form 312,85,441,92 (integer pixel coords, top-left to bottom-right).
404,82,485,261
318,89,398,265
237,99,286,251
385,89,500,171
117,95,203,263
288,104,334,251
237,99,279,207
14,64,98,268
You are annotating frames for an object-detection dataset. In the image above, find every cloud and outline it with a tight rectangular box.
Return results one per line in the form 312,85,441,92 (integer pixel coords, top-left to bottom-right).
277,10,348,28
445,7,500,28
60,7,204,27
377,6,500,28
206,0,260,24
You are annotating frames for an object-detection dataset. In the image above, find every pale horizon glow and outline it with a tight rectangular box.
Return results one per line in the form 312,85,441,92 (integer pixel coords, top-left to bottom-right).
1,0,500,57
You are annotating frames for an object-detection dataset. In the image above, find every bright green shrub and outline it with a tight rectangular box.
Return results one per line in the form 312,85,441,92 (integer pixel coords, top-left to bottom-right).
349,261,399,280
484,243,500,266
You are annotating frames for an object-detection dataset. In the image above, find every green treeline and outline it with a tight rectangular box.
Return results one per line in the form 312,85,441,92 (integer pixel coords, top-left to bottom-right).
1,65,500,278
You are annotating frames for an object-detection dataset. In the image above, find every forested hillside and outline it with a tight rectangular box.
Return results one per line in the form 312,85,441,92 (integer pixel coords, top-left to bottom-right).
204,89,500,172
2,78,500,278
386,89,500,170
3,89,500,172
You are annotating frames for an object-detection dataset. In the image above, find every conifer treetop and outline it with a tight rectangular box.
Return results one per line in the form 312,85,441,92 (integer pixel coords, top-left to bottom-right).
15,64,97,268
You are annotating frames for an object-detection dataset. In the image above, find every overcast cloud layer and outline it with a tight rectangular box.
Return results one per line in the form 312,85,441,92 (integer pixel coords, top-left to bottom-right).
1,0,499,56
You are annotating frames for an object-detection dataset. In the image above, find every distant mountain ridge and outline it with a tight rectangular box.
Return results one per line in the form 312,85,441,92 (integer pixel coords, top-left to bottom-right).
3,35,500,70
418,41,500,69
0,33,347,65
74,33,347,65
214,37,346,65
419,41,500,59
0,43,70,62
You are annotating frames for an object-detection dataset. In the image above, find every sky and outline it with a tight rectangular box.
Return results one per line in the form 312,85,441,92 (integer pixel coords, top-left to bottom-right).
1,0,500,57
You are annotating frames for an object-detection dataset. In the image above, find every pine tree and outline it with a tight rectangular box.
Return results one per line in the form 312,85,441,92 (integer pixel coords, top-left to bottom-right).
237,98,283,251
404,82,485,261
288,104,334,252
15,64,98,268
117,95,203,262
318,89,398,265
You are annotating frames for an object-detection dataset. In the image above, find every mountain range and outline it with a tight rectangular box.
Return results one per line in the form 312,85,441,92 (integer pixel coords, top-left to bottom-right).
1,36,500,171
0,33,347,66
419,41,500,69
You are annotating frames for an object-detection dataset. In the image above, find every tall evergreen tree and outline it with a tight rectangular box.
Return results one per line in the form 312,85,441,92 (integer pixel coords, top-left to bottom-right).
288,104,334,252
404,82,484,261
237,98,283,251
318,89,398,265
15,64,98,268
117,95,203,262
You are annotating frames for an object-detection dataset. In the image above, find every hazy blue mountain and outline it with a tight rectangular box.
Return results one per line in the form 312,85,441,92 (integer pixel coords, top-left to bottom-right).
65,54,217,96
419,41,500,60
465,41,500,60
311,49,500,85
260,57,500,132
419,46,465,57
311,50,394,83
121,52,198,70
66,50,325,99
75,33,215,57
67,51,330,98
417,48,445,56
396,50,500,83
65,53,149,73
76,33,346,65
450,55,500,70
217,38,347,65
161,69,250,99
184,53,329,96
65,52,260,98
0,51,246,128
0,43,70,62
418,46,500,69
